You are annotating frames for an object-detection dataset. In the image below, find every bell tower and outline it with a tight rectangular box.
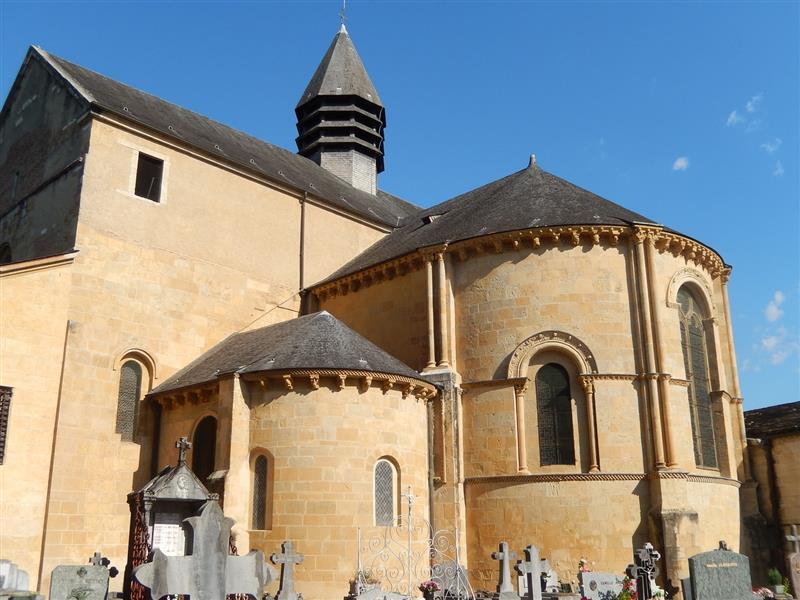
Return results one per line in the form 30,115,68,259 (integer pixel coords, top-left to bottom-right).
295,25,386,194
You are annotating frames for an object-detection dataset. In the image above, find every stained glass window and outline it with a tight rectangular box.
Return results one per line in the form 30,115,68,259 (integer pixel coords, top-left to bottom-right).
678,287,718,469
115,361,142,441
374,459,395,526
536,363,575,465
252,455,268,530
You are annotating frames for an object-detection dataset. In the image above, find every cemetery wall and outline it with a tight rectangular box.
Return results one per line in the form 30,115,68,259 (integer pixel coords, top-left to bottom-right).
248,381,431,600
29,117,396,595
0,254,74,586
319,267,429,371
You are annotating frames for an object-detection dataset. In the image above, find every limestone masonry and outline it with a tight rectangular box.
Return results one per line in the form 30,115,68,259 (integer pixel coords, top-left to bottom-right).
0,23,793,600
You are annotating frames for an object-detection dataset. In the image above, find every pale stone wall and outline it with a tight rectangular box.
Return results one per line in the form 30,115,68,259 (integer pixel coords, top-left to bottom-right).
247,379,430,600
772,434,800,526
0,255,74,586
23,115,397,595
465,478,651,589
320,268,428,371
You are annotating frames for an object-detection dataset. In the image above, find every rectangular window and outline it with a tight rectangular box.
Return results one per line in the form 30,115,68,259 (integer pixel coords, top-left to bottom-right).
0,386,12,465
134,153,164,202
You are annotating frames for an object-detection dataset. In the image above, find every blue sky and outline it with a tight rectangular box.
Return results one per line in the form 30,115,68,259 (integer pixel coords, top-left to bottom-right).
1,1,797,409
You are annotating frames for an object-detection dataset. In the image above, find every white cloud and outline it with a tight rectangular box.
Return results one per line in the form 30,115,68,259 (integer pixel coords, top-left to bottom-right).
773,161,784,176
726,110,744,126
672,156,689,171
761,335,780,351
746,92,763,113
757,325,799,366
765,290,785,322
760,138,782,153
745,118,763,133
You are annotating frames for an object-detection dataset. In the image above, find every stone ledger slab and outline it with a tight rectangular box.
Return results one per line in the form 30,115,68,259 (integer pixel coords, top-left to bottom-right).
579,571,625,600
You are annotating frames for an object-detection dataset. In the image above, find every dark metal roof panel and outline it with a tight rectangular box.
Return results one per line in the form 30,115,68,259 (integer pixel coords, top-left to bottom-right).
151,311,423,394
35,47,415,227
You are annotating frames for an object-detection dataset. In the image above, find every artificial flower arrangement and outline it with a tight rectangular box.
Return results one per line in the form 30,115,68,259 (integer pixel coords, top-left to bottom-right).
752,588,775,599
419,580,441,594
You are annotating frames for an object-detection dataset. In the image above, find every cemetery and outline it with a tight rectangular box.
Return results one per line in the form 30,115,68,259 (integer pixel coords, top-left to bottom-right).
2,439,796,600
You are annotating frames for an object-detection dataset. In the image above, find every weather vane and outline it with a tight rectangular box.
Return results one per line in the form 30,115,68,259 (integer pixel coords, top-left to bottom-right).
339,0,347,28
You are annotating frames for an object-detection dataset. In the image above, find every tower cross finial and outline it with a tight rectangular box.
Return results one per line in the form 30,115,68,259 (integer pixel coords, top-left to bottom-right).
339,0,347,29
176,437,192,465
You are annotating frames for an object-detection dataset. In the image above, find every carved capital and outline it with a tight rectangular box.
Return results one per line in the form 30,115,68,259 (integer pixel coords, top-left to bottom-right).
513,380,529,396
579,375,595,394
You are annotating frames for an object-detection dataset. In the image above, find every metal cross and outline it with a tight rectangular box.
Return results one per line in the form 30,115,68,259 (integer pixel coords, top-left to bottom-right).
89,551,104,567
339,0,347,28
787,524,800,555
175,437,192,465
271,540,304,600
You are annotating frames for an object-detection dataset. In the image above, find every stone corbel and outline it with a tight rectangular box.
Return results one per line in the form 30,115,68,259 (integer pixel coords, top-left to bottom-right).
282,374,293,391
308,373,320,390
360,375,372,392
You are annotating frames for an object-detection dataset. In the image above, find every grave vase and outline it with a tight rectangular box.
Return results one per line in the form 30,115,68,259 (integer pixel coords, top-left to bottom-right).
423,589,435,600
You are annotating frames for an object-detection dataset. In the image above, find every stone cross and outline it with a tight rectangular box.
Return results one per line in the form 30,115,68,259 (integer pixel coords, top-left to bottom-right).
786,524,800,554
89,552,104,567
272,540,304,600
515,545,542,600
133,500,274,599
625,542,661,600
492,542,519,600
176,436,192,465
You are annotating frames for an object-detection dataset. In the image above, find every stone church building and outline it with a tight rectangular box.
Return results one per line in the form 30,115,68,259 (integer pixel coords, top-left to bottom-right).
0,24,759,599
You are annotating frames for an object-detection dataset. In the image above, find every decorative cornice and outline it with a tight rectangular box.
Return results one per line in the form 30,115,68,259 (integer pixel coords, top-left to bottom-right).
584,373,638,382
669,378,691,388
461,377,528,394
241,369,437,401
154,385,218,410
465,473,647,485
687,474,742,488
310,225,727,299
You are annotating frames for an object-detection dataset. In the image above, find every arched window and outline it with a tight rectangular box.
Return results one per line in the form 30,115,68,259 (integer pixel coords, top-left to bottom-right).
678,286,718,469
374,459,397,526
115,360,143,441
192,416,217,482
252,455,268,530
536,363,575,465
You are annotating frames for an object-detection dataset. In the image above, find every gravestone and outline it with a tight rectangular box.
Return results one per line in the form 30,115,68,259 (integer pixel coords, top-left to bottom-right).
431,560,470,597
625,543,660,600
272,541,304,600
491,542,519,600
49,565,109,600
133,500,275,599
1,559,40,598
540,559,558,594
515,545,542,600
687,541,752,600
787,525,800,600
579,572,625,600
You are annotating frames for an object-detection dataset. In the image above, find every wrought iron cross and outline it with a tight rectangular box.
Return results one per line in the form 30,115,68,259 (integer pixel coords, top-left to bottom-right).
626,542,661,600
787,524,800,555
176,437,192,465
339,0,347,27
89,552,104,567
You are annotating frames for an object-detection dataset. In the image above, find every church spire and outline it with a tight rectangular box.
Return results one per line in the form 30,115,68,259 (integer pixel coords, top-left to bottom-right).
295,26,386,194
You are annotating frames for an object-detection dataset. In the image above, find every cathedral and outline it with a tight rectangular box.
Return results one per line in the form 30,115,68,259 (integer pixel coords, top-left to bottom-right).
0,23,759,599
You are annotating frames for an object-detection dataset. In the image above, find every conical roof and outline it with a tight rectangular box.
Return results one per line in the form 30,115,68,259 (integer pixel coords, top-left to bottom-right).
150,311,424,395
318,159,662,283
297,25,382,108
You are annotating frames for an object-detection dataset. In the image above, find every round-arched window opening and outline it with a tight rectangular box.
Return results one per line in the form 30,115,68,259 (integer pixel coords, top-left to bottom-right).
192,416,217,483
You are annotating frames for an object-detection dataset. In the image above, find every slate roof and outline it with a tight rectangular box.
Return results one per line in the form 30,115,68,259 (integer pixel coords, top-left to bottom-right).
744,401,800,438
151,311,425,395
28,47,416,227
317,158,661,284
297,25,383,108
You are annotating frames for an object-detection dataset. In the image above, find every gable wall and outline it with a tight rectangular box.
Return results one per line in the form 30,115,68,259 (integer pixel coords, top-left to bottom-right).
0,54,89,262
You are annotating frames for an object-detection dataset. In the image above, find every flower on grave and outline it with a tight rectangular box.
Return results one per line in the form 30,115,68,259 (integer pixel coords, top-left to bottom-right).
419,580,441,593
615,576,638,600
753,587,775,599
578,557,593,573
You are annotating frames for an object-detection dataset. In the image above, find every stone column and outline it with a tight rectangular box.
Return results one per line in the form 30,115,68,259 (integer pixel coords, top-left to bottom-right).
643,234,677,468
721,268,751,481
436,251,450,368
633,229,666,469
580,376,600,472
513,381,530,474
425,256,436,369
